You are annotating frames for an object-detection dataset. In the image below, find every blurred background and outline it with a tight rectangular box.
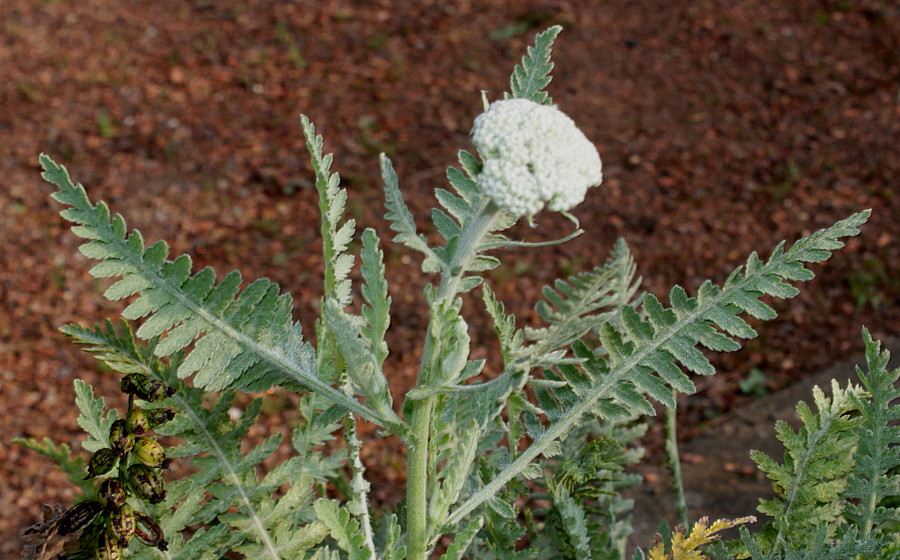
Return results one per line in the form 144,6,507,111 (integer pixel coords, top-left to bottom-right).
1,0,897,554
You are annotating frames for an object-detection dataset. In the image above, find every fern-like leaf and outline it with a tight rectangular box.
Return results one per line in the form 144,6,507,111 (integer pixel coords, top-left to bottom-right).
73,378,118,453
431,151,512,273
374,513,406,560
301,115,355,309
465,239,641,457
843,328,899,538
444,210,870,526
440,516,483,560
427,297,471,387
738,525,878,560
322,299,398,424
360,228,392,368
315,499,374,560
41,154,392,429
552,485,592,560
279,395,348,483
426,150,519,294
128,486,238,560
228,481,330,558
467,458,530,559
751,381,860,553
508,25,562,104
482,283,524,364
380,154,442,270
537,433,643,560
129,521,235,560
387,144,525,295
429,419,481,530
520,237,642,370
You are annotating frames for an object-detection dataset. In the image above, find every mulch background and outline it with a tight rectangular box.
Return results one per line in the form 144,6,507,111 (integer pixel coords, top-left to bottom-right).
1,1,897,555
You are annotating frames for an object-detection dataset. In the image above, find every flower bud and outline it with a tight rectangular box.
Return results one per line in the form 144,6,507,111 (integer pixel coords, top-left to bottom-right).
95,530,122,560
107,420,134,457
127,464,166,504
145,408,176,430
125,409,149,435
144,382,176,403
58,500,103,536
123,374,175,403
85,448,119,479
120,373,151,396
107,503,135,547
132,437,167,469
133,511,168,551
98,479,127,510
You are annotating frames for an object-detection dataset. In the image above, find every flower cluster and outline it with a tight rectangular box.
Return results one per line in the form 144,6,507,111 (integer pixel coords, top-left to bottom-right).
472,98,603,218
56,374,176,559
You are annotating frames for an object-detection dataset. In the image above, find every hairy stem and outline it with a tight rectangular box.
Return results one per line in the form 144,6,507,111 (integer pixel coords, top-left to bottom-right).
406,200,500,560
406,396,437,560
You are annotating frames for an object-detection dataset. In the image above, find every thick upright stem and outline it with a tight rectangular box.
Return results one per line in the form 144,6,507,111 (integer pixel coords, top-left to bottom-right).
406,396,437,560
405,200,499,560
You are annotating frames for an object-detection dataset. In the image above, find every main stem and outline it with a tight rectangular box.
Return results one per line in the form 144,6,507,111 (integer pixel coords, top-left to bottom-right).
406,200,499,560
406,396,436,560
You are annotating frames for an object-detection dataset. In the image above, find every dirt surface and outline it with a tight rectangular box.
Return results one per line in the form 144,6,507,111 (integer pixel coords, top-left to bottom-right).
1,1,897,555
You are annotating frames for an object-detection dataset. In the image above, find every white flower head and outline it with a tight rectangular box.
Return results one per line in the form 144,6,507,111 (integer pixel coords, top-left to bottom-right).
472,98,602,219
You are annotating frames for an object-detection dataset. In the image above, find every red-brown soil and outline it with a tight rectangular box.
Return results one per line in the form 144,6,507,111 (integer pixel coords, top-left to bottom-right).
1,1,897,556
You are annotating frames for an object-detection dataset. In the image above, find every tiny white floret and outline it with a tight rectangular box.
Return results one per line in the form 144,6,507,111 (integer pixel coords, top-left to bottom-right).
472,98,602,218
